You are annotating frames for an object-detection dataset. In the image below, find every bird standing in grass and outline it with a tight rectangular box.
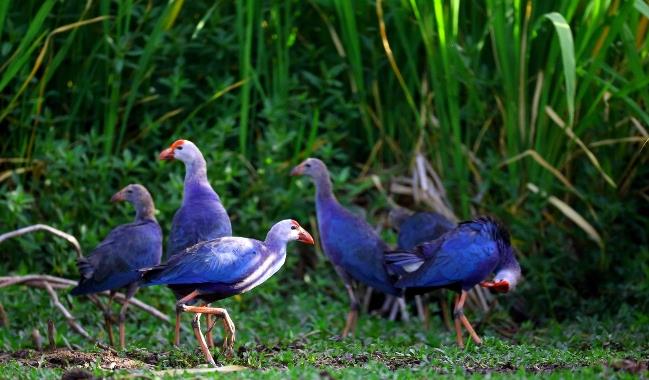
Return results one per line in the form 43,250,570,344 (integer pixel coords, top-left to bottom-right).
159,139,232,347
71,184,162,348
291,158,401,337
140,220,314,367
385,216,521,347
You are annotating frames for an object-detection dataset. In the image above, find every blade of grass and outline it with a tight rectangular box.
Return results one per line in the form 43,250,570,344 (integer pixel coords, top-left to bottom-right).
544,12,576,126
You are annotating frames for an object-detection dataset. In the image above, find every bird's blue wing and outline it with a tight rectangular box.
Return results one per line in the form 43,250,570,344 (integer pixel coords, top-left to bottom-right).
144,237,264,286
395,226,500,290
71,221,162,295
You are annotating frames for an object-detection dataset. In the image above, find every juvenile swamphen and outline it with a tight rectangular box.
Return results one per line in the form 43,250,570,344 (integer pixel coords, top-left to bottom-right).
71,184,162,348
291,158,401,337
390,208,456,326
385,216,521,347
390,209,455,250
159,139,232,346
140,219,314,366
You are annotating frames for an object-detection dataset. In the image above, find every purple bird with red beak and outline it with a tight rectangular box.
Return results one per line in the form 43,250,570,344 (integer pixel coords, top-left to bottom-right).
159,139,232,346
385,216,521,347
140,219,314,367
291,158,401,337
71,184,162,348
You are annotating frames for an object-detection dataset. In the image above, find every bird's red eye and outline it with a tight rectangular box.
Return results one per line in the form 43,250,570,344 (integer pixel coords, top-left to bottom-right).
290,226,297,230
176,146,183,150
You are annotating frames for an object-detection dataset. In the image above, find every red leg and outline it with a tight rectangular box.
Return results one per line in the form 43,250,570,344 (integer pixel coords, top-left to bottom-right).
118,283,138,349
454,290,482,347
205,303,214,349
174,290,201,346
181,305,236,357
453,295,464,348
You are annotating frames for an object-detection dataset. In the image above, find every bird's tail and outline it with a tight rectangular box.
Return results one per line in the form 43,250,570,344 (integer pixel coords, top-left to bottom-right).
76,257,94,279
384,249,426,276
137,264,167,284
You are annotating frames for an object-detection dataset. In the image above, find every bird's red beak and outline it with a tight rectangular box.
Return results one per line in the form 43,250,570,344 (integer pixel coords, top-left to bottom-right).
480,280,510,293
159,139,185,161
110,190,126,203
297,226,314,245
290,163,304,176
158,147,174,160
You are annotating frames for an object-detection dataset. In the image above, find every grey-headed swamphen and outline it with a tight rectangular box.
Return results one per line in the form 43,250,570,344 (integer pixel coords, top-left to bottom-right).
385,216,521,347
291,158,401,337
159,139,232,346
140,219,314,366
71,184,162,348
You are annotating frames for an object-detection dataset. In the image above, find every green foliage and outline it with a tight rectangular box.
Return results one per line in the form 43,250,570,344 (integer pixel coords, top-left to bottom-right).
1,0,648,360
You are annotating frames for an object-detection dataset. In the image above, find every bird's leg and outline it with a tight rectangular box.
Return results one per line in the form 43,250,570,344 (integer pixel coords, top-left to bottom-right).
104,291,116,347
181,305,236,357
118,283,138,349
397,297,409,322
378,294,395,316
205,303,214,349
190,312,217,367
439,292,453,331
362,287,373,314
342,282,360,337
335,266,359,338
174,290,201,346
453,294,464,348
453,291,482,347
415,295,428,330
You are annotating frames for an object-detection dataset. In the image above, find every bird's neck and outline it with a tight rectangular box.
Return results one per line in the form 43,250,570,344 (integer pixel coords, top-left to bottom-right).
264,234,288,255
313,172,337,205
184,156,209,185
135,203,156,222
183,157,216,203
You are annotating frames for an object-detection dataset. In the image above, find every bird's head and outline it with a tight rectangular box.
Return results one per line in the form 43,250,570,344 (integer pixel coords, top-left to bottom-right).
488,247,522,293
269,219,314,245
158,139,201,165
111,184,152,206
290,157,327,179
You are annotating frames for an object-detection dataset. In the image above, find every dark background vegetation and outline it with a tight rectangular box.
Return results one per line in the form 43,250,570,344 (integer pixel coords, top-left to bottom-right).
1,0,648,375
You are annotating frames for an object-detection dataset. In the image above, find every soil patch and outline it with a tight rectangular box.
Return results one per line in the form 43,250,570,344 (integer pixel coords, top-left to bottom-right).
0,348,148,370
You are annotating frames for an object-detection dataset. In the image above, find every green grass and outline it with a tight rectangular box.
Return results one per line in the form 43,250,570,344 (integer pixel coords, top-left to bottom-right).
1,279,647,379
2,1,649,378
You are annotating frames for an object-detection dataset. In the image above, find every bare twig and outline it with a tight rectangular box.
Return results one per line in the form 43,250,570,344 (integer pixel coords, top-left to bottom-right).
42,281,92,341
0,275,171,324
0,224,82,258
31,329,43,350
0,303,8,327
47,320,56,349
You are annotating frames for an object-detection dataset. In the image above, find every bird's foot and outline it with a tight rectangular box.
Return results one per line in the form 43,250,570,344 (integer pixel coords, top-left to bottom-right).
479,280,510,293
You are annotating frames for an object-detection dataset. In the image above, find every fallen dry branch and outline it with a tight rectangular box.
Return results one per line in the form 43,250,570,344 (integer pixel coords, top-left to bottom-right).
42,281,93,341
0,224,82,258
0,275,171,324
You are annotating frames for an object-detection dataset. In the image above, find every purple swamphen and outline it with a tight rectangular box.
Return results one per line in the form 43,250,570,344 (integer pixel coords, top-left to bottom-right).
140,219,314,366
159,139,232,257
159,139,233,346
291,158,401,337
385,216,521,347
71,184,162,348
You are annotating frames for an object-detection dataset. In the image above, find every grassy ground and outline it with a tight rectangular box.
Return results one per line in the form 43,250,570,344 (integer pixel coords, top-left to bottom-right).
1,269,647,379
